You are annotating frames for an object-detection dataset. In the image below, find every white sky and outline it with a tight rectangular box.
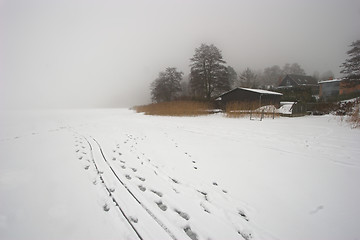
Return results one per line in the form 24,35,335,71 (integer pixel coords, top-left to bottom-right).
1,0,359,109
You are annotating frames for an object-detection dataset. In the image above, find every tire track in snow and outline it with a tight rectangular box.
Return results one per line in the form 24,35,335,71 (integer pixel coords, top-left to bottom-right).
70,129,144,240
91,137,178,240
80,135,145,240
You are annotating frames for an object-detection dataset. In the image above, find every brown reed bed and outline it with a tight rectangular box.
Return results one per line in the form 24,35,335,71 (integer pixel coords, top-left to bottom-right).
133,101,215,116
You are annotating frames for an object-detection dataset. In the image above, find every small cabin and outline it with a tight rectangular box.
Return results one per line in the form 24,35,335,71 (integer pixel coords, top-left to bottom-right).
215,87,282,109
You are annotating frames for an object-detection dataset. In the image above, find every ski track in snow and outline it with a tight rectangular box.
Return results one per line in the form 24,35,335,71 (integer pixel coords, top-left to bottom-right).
69,127,254,240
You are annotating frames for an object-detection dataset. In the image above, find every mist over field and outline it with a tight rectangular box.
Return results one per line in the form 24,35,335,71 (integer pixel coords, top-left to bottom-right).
1,0,359,109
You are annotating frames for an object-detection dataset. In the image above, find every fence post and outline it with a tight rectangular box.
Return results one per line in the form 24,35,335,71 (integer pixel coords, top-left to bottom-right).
260,109,264,121
250,110,252,120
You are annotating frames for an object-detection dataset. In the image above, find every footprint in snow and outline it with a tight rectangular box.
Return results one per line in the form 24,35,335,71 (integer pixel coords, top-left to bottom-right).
170,178,179,184
125,174,132,180
156,201,167,211
184,226,198,240
129,216,138,223
174,209,190,220
136,176,145,182
103,204,110,212
138,185,146,192
310,205,324,214
131,168,137,172
237,230,252,240
200,202,211,213
150,190,163,197
238,209,249,221
84,165,90,170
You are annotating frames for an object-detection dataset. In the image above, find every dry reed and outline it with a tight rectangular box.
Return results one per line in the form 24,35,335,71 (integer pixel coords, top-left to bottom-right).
133,101,214,116
348,103,360,128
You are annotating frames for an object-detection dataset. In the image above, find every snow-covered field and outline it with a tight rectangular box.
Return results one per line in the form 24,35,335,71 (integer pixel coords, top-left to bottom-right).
1,109,359,240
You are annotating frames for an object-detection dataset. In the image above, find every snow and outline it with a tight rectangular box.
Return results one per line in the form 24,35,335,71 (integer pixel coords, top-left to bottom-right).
1,109,360,240
278,102,295,115
318,78,342,84
240,87,283,95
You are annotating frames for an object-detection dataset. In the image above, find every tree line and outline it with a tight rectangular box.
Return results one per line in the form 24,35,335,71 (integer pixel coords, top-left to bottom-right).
151,41,359,103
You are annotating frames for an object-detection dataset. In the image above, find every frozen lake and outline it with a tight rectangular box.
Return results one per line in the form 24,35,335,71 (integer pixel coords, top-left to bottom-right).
1,109,359,240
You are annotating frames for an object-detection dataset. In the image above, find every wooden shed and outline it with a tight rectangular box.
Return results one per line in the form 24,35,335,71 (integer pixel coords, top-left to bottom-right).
215,87,283,109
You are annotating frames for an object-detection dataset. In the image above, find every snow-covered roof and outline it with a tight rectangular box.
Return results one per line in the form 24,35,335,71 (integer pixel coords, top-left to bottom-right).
318,79,342,84
216,87,282,99
239,87,283,95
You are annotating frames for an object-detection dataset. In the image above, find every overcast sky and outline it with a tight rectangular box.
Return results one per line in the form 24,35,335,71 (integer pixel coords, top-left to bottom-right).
1,0,359,109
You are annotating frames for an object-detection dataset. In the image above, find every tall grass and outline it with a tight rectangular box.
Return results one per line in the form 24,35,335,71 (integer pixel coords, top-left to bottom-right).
133,101,214,116
348,102,360,128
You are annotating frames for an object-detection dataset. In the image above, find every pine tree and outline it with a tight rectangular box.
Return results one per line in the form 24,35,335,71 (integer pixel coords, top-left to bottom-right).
151,67,183,103
189,44,231,100
341,40,360,80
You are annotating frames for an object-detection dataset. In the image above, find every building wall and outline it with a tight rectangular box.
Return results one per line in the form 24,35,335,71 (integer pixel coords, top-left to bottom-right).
320,81,340,99
340,80,360,95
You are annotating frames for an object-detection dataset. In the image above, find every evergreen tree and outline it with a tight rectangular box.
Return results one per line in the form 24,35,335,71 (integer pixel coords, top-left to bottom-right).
340,40,360,80
189,44,231,99
151,67,183,102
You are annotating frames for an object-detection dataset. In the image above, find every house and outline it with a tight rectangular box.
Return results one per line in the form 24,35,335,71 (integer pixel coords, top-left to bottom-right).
278,74,319,94
215,87,283,109
319,79,341,100
319,78,360,100
278,74,318,88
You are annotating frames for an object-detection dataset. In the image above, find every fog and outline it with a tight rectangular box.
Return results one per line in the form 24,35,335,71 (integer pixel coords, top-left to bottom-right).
1,0,359,109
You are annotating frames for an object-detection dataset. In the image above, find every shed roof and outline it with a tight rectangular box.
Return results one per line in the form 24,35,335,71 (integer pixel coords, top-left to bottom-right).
216,87,282,100
240,87,283,95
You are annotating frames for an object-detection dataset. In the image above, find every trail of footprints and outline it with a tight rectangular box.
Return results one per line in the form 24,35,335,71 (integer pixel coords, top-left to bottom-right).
73,133,252,240
112,139,192,222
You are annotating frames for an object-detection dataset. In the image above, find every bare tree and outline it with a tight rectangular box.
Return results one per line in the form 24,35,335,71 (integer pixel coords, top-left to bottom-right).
263,65,282,86
239,68,258,88
282,63,306,76
189,44,231,99
151,67,183,102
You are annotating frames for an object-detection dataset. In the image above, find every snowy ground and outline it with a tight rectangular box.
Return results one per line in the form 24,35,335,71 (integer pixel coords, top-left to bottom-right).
1,109,359,240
